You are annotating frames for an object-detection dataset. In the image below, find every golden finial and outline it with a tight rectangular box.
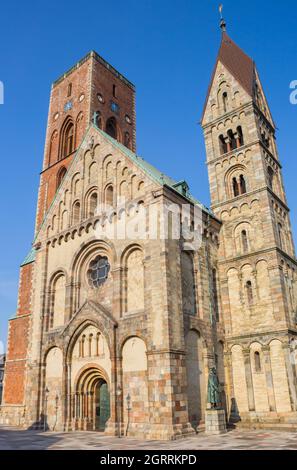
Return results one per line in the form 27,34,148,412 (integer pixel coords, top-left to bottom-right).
219,4,226,32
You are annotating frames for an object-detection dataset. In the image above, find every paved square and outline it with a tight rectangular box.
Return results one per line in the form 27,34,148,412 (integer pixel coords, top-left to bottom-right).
1,426,297,450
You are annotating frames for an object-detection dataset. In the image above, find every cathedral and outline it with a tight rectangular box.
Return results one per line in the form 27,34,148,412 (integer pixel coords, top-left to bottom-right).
1,23,297,440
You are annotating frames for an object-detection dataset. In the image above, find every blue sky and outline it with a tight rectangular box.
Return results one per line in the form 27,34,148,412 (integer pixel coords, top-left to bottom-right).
0,0,297,348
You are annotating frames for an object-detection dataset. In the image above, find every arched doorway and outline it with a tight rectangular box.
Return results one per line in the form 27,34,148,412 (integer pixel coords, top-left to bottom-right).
74,366,110,431
95,379,110,431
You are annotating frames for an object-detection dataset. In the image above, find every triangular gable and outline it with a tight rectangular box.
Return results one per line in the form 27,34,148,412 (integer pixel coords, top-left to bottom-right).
61,300,118,337
34,124,214,243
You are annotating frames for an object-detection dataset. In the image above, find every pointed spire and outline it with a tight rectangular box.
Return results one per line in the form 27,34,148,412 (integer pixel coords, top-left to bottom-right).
218,33,255,96
201,26,256,122
219,4,226,32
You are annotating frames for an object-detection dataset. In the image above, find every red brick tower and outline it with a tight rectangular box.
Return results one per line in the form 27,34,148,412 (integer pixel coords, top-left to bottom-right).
36,51,136,229
2,52,135,423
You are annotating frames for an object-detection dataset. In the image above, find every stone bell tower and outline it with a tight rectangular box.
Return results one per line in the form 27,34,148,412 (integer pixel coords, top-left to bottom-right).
202,18,297,425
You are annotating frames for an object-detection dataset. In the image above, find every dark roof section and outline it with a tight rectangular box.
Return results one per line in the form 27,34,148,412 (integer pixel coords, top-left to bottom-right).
202,32,255,121
53,50,135,91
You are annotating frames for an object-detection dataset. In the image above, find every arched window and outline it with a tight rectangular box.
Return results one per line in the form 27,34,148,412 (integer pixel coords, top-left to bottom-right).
50,274,66,329
124,132,130,149
126,249,145,313
237,126,244,147
241,230,249,253
96,332,100,356
81,335,86,358
106,117,117,139
113,84,117,98
72,201,80,225
49,131,58,166
94,110,102,129
219,135,227,155
181,252,196,316
233,177,239,197
261,131,270,149
56,167,67,191
267,166,274,190
88,334,93,357
227,129,237,151
88,192,98,218
222,92,228,113
240,174,247,194
67,83,72,97
254,351,261,372
61,120,74,158
246,281,253,306
105,185,114,207
278,223,283,249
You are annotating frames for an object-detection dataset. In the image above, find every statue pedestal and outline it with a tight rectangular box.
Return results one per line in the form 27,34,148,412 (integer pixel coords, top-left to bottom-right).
205,409,227,435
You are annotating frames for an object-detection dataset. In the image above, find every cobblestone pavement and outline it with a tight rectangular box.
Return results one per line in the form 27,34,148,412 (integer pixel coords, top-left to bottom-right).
1,426,297,450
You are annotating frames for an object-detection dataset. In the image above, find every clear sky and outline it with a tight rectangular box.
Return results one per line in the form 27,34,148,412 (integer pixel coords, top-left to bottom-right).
0,0,297,348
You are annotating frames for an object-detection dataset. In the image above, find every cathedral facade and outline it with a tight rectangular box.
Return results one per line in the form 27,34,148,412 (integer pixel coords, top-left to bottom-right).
1,29,297,440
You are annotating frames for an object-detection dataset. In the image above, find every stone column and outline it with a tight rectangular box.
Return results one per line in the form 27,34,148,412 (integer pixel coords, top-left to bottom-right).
66,362,72,430
65,283,72,322
269,264,289,323
38,363,47,428
72,392,79,430
83,392,88,430
283,343,297,411
262,346,276,412
79,392,84,430
243,349,255,412
89,391,94,430
105,348,122,437
224,351,236,421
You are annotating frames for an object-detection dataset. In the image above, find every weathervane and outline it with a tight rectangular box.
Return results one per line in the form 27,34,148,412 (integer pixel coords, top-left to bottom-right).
219,4,226,32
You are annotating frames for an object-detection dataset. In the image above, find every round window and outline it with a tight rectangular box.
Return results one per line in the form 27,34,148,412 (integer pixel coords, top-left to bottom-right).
87,255,110,288
97,93,104,103
125,114,132,124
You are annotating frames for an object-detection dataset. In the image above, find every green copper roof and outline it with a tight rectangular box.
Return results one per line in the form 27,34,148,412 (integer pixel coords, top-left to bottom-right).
21,247,36,266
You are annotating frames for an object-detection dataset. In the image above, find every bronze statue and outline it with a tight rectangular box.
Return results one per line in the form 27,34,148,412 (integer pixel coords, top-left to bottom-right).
207,367,221,409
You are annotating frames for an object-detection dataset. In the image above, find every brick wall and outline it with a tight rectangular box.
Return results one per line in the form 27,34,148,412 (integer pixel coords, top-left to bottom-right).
17,263,34,316
2,262,33,406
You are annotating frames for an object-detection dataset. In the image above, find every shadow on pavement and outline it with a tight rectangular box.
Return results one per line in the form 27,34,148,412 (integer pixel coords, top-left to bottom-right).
0,426,62,450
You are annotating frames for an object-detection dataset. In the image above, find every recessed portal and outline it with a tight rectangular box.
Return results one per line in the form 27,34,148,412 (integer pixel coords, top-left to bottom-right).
95,379,110,431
